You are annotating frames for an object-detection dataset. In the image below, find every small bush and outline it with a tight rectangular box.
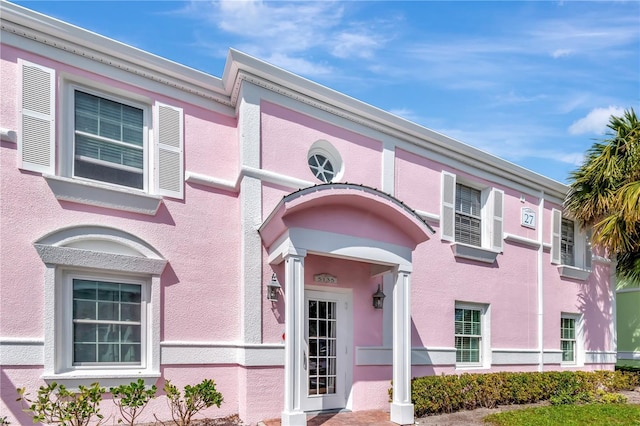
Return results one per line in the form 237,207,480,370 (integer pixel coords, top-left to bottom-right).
110,379,157,425
160,379,223,426
407,370,638,417
17,382,105,426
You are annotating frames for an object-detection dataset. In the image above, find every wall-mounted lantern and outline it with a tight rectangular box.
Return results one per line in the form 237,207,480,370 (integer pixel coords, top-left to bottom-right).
267,273,281,301
372,284,386,309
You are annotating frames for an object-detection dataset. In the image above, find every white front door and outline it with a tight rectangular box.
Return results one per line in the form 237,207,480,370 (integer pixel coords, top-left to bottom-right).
301,290,352,412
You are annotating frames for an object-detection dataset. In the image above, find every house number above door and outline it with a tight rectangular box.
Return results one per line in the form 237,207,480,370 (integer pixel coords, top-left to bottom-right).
314,273,338,284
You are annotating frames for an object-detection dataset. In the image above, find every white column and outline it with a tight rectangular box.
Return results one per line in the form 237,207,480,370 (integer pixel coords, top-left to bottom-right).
281,252,307,425
390,267,414,425
238,83,263,345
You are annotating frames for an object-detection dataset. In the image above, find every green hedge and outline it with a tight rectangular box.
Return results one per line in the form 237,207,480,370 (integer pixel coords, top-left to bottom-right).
403,370,640,417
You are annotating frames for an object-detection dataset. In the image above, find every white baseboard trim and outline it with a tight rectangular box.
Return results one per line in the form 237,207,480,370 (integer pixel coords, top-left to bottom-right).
617,351,640,361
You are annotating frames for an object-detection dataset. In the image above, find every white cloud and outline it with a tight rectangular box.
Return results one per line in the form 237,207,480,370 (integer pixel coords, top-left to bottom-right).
331,32,381,59
568,106,625,135
387,108,422,124
552,49,572,58
180,0,390,77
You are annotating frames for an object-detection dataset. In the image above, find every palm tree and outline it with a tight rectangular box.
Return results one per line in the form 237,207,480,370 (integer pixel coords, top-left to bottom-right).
565,108,640,281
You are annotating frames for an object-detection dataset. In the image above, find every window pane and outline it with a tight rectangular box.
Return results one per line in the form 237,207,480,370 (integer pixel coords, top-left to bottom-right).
455,308,482,363
562,341,575,362
74,300,96,319
72,279,142,365
74,90,144,189
561,219,575,266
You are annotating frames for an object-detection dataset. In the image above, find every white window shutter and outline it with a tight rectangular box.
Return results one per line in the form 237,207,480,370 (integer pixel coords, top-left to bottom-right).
154,103,184,199
584,229,592,270
441,171,456,241
19,60,55,174
491,189,504,252
551,209,562,264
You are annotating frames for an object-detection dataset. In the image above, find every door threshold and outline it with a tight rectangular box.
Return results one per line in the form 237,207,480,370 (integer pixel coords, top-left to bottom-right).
306,408,351,416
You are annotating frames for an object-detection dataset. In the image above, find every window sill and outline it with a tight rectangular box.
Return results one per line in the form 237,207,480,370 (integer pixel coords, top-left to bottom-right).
44,175,162,215
455,364,489,371
450,243,499,264
557,265,591,281
42,370,160,390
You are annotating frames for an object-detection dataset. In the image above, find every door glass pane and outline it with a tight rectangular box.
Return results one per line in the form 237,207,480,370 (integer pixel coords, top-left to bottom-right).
308,298,337,396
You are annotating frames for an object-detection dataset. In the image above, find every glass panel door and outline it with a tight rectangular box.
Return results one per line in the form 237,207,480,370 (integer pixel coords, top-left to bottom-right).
307,299,337,396
302,290,351,413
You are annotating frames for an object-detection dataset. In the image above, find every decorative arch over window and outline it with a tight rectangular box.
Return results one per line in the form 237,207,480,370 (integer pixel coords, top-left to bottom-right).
34,225,166,388
34,225,167,274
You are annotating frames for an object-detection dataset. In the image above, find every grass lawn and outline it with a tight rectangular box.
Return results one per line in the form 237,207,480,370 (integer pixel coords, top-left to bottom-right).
483,404,640,425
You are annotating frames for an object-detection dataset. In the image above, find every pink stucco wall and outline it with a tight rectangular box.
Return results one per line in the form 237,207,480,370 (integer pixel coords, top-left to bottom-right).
260,101,383,190
1,45,247,421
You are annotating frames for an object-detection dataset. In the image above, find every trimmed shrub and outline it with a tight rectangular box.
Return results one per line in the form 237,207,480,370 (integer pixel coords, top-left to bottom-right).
406,370,639,417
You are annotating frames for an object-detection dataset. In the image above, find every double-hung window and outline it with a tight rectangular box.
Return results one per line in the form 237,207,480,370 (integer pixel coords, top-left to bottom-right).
455,307,482,364
18,59,185,213
455,184,482,246
454,303,491,368
73,90,145,190
561,218,575,266
441,172,504,263
560,316,576,364
551,210,592,279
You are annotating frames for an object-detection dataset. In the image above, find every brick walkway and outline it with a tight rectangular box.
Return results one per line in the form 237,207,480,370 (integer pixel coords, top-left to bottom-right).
259,410,401,425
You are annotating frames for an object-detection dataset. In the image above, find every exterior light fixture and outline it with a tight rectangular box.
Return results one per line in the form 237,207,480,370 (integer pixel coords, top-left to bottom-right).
372,284,386,309
267,273,281,301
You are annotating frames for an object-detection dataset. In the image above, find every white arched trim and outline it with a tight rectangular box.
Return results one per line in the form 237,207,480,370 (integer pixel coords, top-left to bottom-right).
34,225,165,389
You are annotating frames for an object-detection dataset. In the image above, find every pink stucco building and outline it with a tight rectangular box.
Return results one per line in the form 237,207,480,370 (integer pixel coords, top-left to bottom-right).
0,3,617,425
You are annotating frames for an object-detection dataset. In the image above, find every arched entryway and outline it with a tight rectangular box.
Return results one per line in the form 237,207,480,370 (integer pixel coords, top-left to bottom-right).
260,184,433,425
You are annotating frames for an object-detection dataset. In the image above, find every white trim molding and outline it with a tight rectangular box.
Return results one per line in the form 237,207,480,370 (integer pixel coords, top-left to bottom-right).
355,346,455,366
161,341,285,366
0,337,44,365
450,243,500,264
618,351,640,361
503,233,541,249
1,127,17,143
492,349,541,365
558,265,591,281
44,175,163,216
585,351,618,364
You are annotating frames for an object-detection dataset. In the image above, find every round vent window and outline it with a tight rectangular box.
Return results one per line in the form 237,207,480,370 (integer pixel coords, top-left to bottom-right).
307,140,343,183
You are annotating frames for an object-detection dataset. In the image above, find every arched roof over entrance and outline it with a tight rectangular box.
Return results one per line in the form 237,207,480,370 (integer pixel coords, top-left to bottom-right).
260,183,434,267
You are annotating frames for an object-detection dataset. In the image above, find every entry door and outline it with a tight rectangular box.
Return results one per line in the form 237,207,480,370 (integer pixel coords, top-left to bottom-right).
302,290,352,412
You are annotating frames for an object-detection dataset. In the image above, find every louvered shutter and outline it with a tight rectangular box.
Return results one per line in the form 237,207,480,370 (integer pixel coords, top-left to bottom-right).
491,189,504,252
584,229,592,270
551,209,562,264
154,103,184,199
441,171,456,241
19,60,55,174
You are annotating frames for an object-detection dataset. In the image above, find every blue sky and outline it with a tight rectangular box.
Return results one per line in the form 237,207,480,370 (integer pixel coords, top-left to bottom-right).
12,1,640,184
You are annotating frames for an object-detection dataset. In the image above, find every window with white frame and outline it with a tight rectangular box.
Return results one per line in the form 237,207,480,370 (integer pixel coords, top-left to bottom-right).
455,307,482,363
307,140,343,183
18,59,185,208
454,303,490,367
551,210,592,279
441,172,504,263
72,277,144,365
455,183,482,246
561,218,575,266
34,226,165,387
73,90,146,190
560,316,576,363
